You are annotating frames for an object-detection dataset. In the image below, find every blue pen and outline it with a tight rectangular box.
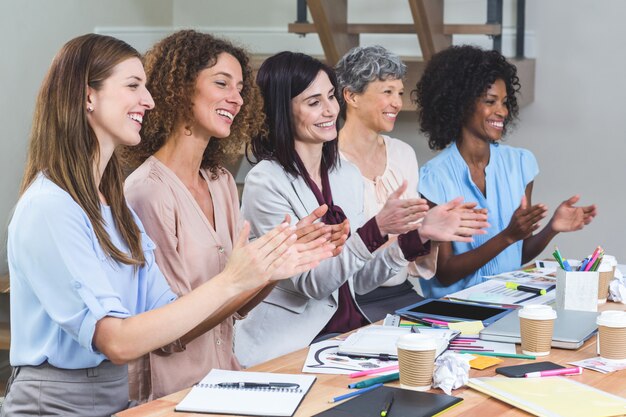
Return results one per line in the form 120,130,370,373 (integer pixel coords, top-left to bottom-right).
329,383,384,403
562,259,572,272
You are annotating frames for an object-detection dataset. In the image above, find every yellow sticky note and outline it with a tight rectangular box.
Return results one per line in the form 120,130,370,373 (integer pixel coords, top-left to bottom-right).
469,355,503,370
448,320,485,336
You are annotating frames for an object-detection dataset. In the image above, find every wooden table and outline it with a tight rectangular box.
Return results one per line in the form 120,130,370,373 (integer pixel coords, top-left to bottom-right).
116,302,626,417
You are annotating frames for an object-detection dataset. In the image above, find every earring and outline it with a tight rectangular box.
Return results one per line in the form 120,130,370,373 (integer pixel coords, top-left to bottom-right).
87,106,94,113
184,126,192,136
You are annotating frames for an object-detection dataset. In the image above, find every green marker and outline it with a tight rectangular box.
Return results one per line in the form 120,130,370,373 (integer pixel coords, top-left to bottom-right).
458,351,536,360
505,282,547,295
348,372,400,389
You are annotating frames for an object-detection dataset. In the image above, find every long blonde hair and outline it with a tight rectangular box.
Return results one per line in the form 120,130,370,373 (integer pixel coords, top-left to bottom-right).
21,33,145,266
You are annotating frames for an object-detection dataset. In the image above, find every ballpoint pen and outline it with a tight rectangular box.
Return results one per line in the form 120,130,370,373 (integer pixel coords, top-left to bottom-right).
216,382,300,389
349,364,399,378
525,366,583,378
456,351,536,360
329,383,383,403
380,392,394,417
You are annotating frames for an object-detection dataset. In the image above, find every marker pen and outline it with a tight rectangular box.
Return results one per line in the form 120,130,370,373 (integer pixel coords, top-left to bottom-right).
525,366,583,378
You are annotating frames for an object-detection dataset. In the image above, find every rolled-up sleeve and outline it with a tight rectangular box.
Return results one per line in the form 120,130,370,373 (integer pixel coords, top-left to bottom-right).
14,194,131,352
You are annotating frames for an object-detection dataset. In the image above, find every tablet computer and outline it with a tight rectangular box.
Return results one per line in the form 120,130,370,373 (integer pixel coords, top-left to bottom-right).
396,299,513,326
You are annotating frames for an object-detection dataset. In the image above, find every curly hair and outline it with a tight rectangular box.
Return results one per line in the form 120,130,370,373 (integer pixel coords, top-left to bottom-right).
413,45,520,151
121,30,265,178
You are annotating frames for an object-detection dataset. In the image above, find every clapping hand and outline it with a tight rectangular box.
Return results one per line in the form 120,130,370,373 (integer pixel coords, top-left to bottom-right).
549,195,597,232
419,197,490,242
375,181,429,236
504,196,548,244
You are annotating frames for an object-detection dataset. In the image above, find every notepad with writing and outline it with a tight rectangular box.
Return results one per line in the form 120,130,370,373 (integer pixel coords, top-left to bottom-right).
313,386,462,417
468,376,626,417
175,369,316,416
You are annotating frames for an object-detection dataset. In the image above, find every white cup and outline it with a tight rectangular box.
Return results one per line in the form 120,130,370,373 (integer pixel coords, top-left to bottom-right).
518,305,557,356
396,334,437,391
596,311,626,362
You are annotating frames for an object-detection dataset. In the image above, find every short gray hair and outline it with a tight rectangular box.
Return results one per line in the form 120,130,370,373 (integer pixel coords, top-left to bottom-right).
335,45,406,95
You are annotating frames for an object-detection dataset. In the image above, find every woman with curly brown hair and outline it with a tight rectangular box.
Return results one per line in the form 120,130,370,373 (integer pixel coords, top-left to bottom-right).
122,30,335,402
414,45,597,298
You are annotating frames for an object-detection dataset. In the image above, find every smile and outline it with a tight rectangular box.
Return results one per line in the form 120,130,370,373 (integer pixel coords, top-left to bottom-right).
488,120,504,129
315,121,335,128
216,109,235,121
128,113,143,124
383,112,397,119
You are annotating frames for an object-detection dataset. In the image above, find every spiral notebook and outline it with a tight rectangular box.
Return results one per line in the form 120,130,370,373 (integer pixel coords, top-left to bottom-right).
175,369,316,416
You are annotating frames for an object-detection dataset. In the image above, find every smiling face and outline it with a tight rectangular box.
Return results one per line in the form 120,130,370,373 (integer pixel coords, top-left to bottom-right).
87,57,154,149
190,52,244,139
349,78,404,133
462,78,509,143
291,70,339,147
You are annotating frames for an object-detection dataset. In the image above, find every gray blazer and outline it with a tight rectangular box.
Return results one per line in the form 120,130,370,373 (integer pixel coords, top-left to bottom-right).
234,159,409,367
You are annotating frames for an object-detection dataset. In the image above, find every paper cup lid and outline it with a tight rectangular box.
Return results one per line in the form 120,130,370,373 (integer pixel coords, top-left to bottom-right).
396,333,437,351
518,304,557,320
597,310,626,327
603,255,617,266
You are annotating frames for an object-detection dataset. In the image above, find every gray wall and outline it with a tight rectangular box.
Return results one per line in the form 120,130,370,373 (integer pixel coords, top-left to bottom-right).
0,0,624,276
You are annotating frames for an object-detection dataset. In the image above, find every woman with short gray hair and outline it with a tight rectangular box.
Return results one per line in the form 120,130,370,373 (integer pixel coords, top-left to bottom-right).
335,45,488,318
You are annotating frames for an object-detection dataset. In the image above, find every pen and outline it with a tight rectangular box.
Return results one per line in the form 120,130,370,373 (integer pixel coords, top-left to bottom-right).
349,372,400,389
380,392,394,417
329,383,383,403
584,246,602,271
421,317,449,326
505,282,548,295
456,351,536,360
349,364,399,378
525,366,583,378
216,382,300,389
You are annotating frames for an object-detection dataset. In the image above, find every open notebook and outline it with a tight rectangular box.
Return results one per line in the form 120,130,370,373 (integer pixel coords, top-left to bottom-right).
175,369,316,416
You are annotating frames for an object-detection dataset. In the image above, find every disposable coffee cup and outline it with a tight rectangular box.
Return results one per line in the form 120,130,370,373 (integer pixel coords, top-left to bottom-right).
518,305,557,356
597,256,617,304
396,334,437,391
596,311,626,363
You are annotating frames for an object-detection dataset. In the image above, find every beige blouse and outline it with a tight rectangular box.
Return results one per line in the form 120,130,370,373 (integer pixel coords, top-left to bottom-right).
125,156,242,402
341,135,438,286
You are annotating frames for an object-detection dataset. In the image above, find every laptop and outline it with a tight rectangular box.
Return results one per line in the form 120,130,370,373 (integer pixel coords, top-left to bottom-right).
479,309,599,349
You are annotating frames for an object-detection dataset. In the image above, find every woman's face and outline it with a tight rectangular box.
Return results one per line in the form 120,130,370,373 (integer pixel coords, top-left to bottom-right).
87,57,154,149
349,77,404,133
291,70,339,146
191,52,244,139
463,78,509,143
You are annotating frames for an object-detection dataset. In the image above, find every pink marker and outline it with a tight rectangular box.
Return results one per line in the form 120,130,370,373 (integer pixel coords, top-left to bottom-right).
422,318,449,326
348,364,399,378
525,366,583,378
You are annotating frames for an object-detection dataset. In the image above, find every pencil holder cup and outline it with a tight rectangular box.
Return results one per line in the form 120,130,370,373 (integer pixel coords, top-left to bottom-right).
396,334,437,391
555,269,598,312
596,311,626,363
518,305,557,356
597,256,617,304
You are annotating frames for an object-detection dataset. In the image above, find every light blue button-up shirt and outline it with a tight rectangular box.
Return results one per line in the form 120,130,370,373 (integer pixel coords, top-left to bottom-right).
8,174,176,369
418,142,539,298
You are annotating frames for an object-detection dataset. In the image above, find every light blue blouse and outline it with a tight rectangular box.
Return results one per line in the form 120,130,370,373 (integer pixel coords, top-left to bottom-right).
7,174,176,369
418,142,539,298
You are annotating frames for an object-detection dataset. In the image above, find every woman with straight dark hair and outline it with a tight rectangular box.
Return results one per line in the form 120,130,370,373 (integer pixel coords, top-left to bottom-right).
235,51,470,366
1,34,330,416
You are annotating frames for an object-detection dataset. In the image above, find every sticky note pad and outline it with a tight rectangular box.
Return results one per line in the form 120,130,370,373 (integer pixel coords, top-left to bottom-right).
469,355,503,370
448,320,484,336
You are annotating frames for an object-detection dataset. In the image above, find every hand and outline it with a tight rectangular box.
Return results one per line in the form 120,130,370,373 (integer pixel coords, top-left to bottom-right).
418,197,490,243
549,195,597,233
327,219,350,256
223,221,298,292
503,196,548,244
286,205,332,245
375,181,429,236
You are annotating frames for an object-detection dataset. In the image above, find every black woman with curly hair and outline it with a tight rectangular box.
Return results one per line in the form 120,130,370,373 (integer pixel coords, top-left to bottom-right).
121,30,334,402
414,45,596,298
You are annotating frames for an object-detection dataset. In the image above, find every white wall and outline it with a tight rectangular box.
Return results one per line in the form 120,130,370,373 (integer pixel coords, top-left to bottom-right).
1,0,625,275
0,0,173,274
